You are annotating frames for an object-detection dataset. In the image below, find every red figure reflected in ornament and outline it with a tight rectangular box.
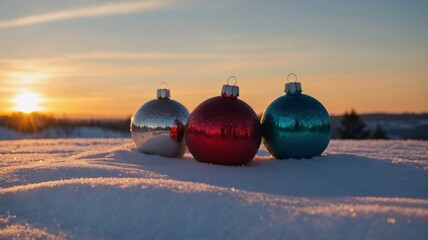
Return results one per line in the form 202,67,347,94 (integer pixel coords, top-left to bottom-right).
185,76,261,165
170,119,185,142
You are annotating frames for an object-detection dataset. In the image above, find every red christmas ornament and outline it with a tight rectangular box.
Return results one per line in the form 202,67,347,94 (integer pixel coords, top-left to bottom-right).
185,76,261,165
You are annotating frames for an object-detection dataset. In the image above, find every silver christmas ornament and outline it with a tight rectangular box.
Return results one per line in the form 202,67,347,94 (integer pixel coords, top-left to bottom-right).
131,82,190,157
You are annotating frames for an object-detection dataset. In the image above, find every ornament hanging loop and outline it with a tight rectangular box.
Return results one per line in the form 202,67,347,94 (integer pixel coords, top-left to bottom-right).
157,82,170,99
227,76,238,86
159,82,168,89
287,73,297,83
285,73,302,94
222,76,239,98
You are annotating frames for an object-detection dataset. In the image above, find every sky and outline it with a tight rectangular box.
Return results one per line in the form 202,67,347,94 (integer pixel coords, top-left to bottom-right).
0,0,427,118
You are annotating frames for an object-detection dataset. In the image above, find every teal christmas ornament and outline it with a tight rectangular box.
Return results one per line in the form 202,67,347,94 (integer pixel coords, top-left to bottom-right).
261,74,331,159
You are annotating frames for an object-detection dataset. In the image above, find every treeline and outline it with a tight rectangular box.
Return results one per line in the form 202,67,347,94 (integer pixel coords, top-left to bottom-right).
0,111,424,140
337,109,387,139
0,112,131,133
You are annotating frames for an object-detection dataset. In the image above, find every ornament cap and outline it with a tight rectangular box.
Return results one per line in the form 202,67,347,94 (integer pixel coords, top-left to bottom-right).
157,82,171,99
285,73,302,95
221,76,239,98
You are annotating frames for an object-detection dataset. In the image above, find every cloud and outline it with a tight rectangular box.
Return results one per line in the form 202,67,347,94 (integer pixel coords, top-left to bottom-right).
0,0,171,29
0,49,323,83
64,52,235,60
0,49,320,64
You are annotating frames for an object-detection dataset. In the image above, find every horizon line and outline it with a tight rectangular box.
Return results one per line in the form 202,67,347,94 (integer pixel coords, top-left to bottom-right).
1,111,428,120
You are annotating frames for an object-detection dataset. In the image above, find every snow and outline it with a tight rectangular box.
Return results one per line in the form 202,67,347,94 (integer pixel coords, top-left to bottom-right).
0,139,427,239
0,126,129,140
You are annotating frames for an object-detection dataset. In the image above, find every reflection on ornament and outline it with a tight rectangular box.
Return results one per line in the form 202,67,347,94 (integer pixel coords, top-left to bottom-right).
185,76,261,165
261,73,331,159
131,82,190,157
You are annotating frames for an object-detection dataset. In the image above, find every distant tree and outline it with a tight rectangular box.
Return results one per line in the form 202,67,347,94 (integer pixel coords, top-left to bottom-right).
338,109,370,139
372,124,388,139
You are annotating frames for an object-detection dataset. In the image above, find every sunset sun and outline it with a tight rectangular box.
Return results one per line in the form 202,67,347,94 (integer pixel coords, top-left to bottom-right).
13,92,43,113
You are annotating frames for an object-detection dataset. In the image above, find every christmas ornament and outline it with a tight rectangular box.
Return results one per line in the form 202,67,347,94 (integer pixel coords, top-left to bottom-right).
261,73,331,159
185,76,261,165
131,82,190,157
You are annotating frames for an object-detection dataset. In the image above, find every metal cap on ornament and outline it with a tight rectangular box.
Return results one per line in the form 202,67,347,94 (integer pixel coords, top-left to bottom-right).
221,76,239,98
284,73,302,95
157,82,171,99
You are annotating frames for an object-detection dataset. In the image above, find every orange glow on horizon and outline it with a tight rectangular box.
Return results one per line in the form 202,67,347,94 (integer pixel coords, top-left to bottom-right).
12,92,44,113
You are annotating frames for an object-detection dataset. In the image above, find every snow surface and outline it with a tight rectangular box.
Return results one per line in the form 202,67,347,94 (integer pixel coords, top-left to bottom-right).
0,139,427,239
0,126,129,140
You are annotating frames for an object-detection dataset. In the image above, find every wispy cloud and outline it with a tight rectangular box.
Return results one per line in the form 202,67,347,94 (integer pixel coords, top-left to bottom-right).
64,52,236,61
0,50,320,64
0,0,171,29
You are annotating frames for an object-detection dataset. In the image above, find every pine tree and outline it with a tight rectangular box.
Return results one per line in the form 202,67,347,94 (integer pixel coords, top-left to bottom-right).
372,124,388,139
338,109,370,139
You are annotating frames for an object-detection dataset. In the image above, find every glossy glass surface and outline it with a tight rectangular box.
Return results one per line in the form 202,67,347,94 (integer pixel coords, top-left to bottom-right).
185,96,261,165
131,98,190,157
261,93,331,159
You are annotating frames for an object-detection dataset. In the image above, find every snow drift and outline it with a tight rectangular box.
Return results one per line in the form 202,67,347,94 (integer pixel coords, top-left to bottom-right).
0,139,427,239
